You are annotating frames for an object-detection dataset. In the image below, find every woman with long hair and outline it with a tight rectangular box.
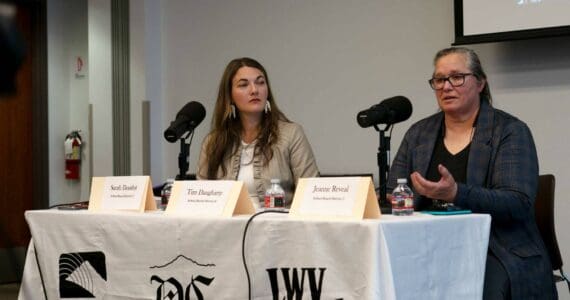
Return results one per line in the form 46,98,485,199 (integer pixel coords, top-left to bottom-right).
197,57,319,210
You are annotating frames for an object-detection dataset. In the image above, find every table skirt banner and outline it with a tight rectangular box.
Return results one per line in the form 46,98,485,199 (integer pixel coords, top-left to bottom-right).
19,210,490,300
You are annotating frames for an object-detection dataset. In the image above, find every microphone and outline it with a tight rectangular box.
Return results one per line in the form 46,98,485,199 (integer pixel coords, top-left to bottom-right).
357,96,412,128
164,101,206,143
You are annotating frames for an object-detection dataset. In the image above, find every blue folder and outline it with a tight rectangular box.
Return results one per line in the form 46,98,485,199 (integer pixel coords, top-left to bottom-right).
422,210,472,215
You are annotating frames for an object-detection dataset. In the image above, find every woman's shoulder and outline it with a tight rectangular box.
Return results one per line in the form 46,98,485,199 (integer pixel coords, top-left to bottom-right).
488,106,531,134
492,107,523,124
200,131,214,145
277,120,304,134
407,111,443,133
276,120,310,145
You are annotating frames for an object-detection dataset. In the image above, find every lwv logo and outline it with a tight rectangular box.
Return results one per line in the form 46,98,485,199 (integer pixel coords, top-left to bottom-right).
266,267,326,300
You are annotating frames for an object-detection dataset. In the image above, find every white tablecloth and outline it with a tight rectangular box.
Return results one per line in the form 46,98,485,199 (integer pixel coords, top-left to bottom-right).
19,210,490,299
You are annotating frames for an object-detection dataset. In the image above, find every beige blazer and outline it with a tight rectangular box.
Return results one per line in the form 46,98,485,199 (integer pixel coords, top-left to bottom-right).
197,121,319,207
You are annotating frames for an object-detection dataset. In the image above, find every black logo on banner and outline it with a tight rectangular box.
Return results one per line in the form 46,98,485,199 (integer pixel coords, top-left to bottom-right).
267,267,327,300
58,252,107,298
150,254,215,300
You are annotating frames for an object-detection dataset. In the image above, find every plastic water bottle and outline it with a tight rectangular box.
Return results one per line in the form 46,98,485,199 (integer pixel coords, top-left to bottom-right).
160,178,175,210
264,179,286,210
392,178,414,216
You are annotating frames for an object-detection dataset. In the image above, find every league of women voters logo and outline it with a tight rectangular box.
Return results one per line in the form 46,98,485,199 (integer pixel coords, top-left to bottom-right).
149,254,215,300
58,252,107,298
266,267,330,299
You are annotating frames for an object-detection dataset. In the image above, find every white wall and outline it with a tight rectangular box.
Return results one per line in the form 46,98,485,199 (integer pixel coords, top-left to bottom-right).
47,0,90,205
156,0,451,181
129,0,145,176
140,0,164,183
48,0,118,204
48,0,153,203
88,0,113,178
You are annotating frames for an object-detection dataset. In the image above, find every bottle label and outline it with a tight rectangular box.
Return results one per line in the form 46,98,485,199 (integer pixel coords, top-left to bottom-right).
274,196,284,208
264,195,271,208
392,195,404,209
392,195,413,209
161,183,173,209
404,197,413,209
161,190,171,206
264,195,285,208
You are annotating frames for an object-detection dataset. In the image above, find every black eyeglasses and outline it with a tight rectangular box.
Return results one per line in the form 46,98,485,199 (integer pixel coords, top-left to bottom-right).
428,73,475,90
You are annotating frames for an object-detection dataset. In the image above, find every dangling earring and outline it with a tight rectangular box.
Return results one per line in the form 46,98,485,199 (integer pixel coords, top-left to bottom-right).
230,104,236,119
265,100,271,114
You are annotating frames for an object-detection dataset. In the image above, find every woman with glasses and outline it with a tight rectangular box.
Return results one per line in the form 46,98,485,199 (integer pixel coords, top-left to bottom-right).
196,57,319,210
387,47,556,299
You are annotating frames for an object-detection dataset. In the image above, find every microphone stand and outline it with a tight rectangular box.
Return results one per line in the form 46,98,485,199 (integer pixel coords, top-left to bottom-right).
374,124,392,213
176,130,195,180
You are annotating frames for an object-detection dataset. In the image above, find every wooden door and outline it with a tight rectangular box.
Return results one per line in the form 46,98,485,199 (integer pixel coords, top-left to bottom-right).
0,0,47,283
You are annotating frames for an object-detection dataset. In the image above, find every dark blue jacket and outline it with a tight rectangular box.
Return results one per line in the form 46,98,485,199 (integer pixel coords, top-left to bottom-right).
388,100,556,299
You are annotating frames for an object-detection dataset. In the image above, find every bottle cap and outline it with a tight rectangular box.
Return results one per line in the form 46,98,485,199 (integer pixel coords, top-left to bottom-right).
397,178,407,184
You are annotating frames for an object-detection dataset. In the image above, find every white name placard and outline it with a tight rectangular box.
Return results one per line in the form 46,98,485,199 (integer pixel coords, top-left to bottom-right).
164,180,254,217
88,176,156,212
289,177,380,220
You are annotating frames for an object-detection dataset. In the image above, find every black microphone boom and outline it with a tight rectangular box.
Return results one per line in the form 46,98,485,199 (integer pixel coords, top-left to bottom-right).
164,101,206,143
356,96,412,128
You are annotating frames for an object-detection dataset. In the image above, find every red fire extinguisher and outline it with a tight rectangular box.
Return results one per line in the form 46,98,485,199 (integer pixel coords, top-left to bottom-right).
65,131,83,180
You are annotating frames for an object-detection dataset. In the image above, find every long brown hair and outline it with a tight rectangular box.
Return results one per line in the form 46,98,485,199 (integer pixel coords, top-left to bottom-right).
204,57,289,179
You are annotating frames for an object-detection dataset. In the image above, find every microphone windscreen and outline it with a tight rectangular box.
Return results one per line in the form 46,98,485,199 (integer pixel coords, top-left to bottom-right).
164,101,206,143
177,101,206,126
381,96,412,124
